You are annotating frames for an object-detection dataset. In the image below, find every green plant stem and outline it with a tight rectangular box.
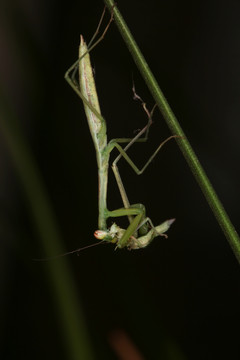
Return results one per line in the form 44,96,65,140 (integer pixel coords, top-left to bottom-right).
104,0,240,263
0,88,95,360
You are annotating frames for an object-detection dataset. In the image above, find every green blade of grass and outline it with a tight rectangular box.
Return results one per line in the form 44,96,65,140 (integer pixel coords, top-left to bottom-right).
0,87,95,360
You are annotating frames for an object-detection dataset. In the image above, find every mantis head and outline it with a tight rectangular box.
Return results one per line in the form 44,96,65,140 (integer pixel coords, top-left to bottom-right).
94,223,125,244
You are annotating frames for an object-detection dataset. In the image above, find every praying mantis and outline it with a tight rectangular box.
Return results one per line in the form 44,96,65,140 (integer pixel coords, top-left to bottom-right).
64,8,177,250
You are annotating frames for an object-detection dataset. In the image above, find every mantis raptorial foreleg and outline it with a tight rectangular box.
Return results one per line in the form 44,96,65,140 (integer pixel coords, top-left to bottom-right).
65,7,177,250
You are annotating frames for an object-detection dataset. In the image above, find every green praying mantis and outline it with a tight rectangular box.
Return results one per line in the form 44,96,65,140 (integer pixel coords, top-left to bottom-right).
64,8,178,251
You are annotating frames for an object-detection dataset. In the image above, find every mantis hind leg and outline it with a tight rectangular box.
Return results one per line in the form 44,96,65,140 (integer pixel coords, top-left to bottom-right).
107,93,156,222
106,97,179,241
108,133,179,225
108,88,180,221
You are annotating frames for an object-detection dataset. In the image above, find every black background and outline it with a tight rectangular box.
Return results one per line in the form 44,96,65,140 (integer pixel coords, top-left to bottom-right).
1,0,240,359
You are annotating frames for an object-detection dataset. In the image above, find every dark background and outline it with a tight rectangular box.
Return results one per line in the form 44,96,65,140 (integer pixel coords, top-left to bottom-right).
1,0,240,359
